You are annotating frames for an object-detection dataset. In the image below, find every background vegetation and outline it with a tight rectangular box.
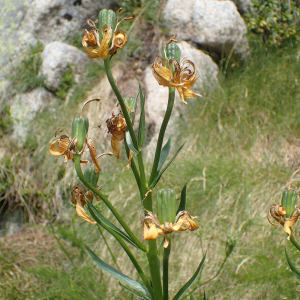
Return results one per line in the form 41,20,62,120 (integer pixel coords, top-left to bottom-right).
1,0,300,299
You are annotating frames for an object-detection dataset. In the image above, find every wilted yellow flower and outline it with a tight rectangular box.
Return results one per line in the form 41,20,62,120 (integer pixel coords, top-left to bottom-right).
151,55,201,105
143,210,199,248
71,184,96,224
82,16,131,60
267,203,300,239
49,128,101,173
106,113,127,160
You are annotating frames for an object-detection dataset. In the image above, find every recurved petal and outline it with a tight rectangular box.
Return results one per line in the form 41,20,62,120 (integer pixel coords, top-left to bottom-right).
87,138,101,173
183,88,202,99
49,139,69,156
111,136,120,160
97,25,113,59
76,203,96,224
151,57,180,88
110,30,128,58
144,222,159,240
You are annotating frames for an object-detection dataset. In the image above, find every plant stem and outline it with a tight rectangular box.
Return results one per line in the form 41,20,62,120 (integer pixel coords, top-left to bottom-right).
74,154,147,252
97,212,153,297
149,87,175,186
97,224,120,271
104,58,138,149
163,236,171,300
143,193,163,300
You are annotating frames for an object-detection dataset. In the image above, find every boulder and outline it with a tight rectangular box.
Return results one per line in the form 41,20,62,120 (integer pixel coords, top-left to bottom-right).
0,0,108,73
10,88,56,143
41,41,89,91
163,0,249,59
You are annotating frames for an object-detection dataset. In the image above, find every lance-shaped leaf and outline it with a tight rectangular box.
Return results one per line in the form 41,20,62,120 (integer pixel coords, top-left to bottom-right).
290,235,300,252
173,253,206,300
137,82,145,150
177,183,187,214
85,245,152,299
124,94,138,123
86,200,146,252
149,142,185,189
157,137,171,172
126,130,139,155
285,247,300,281
120,283,152,300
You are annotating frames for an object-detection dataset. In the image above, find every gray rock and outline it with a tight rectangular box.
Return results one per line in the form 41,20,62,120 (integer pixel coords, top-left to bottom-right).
10,88,56,144
41,41,89,91
163,0,249,59
0,0,107,72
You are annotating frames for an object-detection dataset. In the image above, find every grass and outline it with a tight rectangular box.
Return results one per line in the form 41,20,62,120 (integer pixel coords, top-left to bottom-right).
2,30,300,300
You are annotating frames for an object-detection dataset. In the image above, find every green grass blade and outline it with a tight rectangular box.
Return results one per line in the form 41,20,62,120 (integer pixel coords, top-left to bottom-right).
177,183,187,214
157,137,172,172
285,247,300,281
203,291,207,300
149,142,185,189
86,200,144,252
137,82,145,150
173,253,206,300
85,245,152,299
120,283,152,300
126,130,139,155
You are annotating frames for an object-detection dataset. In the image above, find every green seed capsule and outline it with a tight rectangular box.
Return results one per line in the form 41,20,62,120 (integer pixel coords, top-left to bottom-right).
156,188,177,224
98,9,117,42
71,117,89,152
281,190,298,218
84,167,100,189
162,42,181,63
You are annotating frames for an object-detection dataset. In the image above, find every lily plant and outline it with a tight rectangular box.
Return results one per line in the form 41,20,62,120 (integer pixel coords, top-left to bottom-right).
49,8,235,300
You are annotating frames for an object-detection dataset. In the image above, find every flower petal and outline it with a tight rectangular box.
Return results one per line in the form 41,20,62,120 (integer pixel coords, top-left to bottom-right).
144,222,159,240
111,136,120,160
86,138,101,173
49,140,69,156
76,203,96,224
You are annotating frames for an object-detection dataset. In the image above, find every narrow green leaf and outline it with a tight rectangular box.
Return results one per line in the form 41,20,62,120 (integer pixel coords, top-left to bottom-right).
149,142,185,189
137,82,145,150
126,130,139,155
157,137,172,172
290,235,300,252
285,247,300,281
120,283,152,300
124,94,139,123
203,291,207,300
85,245,152,299
177,183,187,214
86,200,144,252
173,253,206,300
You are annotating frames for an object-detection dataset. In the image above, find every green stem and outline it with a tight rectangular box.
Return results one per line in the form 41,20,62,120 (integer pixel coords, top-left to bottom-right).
163,236,171,300
74,155,147,252
143,193,163,300
149,88,175,186
182,256,228,299
125,141,141,187
48,223,75,268
98,213,153,297
97,224,120,271
104,58,138,148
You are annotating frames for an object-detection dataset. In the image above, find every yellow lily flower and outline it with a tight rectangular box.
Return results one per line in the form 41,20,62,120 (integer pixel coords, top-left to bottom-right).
151,50,201,105
82,16,131,60
49,128,101,173
143,210,199,248
267,203,300,239
106,112,127,160
71,184,96,224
